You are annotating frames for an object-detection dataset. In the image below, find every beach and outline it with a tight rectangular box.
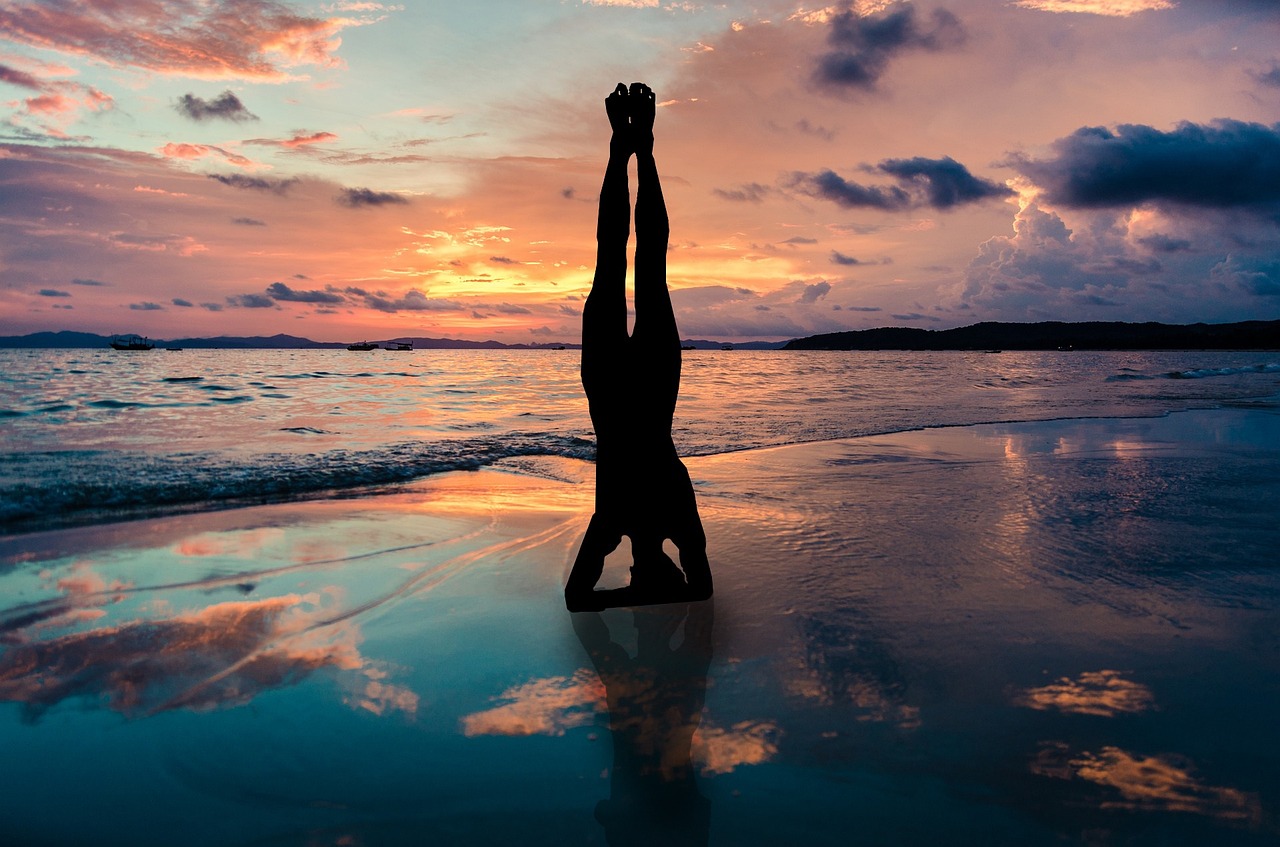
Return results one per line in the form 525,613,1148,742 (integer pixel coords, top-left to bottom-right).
2,403,1278,846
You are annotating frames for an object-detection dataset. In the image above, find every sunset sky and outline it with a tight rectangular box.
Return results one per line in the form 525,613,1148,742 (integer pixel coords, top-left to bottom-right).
2,0,1278,343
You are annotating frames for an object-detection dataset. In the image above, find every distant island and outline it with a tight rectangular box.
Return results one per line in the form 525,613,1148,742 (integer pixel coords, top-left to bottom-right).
1,320,1275,351
784,320,1280,351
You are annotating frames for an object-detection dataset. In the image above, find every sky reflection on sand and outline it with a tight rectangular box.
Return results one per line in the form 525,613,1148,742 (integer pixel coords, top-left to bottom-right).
0,409,1277,844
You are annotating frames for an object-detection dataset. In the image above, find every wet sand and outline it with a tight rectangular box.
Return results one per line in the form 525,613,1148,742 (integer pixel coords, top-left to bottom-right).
1,406,1278,846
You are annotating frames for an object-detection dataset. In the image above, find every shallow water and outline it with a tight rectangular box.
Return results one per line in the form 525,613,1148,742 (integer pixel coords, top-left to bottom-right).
2,348,1278,533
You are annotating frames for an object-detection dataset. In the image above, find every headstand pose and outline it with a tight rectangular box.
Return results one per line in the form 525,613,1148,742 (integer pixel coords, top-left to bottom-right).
565,83,712,612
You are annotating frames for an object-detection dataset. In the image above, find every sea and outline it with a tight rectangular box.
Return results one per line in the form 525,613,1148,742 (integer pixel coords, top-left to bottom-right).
2,347,1278,534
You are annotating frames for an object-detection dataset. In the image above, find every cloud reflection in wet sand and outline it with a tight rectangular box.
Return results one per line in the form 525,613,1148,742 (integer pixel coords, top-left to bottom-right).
1014,669,1154,717
1034,742,1262,823
460,672,779,776
0,589,416,720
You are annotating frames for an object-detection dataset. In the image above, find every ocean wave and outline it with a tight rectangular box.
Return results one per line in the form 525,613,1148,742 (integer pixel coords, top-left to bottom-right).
0,432,596,535
1166,363,1280,380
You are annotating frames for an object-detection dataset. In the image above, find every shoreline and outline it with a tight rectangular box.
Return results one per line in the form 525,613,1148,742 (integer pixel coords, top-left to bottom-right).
5,395,1278,540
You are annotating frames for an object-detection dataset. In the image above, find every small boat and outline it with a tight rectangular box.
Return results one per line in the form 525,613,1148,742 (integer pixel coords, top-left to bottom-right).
347,341,378,351
384,341,413,351
110,334,154,351
720,343,734,351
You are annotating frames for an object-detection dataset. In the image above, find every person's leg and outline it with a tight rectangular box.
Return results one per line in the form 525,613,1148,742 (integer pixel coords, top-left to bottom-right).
627,83,681,421
568,84,633,610
581,83,633,403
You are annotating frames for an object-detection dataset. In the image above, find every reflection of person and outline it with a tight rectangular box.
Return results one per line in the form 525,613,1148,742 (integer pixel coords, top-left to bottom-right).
573,602,714,846
565,83,712,612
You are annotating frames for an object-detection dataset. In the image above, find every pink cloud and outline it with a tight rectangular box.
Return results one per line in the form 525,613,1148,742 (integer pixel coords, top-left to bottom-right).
245,130,339,148
0,0,387,81
159,142,255,168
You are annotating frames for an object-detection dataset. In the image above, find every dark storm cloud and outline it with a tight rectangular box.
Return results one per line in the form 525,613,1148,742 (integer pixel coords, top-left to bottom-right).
337,187,408,208
790,156,1006,211
1136,234,1192,253
175,91,258,122
265,282,344,304
207,173,297,194
815,3,965,91
1016,120,1280,211
877,156,1014,209
791,168,910,210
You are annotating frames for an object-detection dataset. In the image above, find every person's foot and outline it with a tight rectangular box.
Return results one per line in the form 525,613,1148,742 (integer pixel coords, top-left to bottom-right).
628,82,655,155
605,83,630,152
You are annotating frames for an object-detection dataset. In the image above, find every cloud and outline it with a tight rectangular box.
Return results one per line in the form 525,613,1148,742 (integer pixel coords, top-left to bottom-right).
227,293,277,308
815,2,966,91
71,278,109,287
1015,120,1280,212
37,288,70,297
0,593,372,719
1013,670,1154,717
0,63,42,90
830,250,862,265
1252,64,1280,89
461,670,604,737
360,289,464,312
1012,0,1174,15
1033,745,1261,822
337,187,408,208
172,298,194,307
244,130,338,148
160,143,254,168
780,236,818,245
489,255,517,264
713,182,772,203
232,217,266,226
798,281,831,303
175,91,257,122
878,156,1015,209
129,301,164,310
265,281,344,303
1211,255,1280,296
207,173,297,193
790,168,910,210
0,1,387,81
792,155,1012,211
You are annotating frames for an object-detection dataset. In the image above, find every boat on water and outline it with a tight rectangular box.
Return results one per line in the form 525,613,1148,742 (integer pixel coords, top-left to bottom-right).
347,341,378,351
720,343,734,351
384,341,413,351
109,334,154,351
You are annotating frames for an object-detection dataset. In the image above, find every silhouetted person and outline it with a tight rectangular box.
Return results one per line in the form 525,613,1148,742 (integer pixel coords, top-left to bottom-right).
565,82,712,612
573,602,714,845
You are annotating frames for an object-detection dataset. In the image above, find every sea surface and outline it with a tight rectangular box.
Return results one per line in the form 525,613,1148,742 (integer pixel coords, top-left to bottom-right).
2,348,1278,534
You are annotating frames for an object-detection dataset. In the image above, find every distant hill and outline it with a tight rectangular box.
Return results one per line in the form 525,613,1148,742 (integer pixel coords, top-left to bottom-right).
784,320,1280,351
0,331,570,349
0,331,787,350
